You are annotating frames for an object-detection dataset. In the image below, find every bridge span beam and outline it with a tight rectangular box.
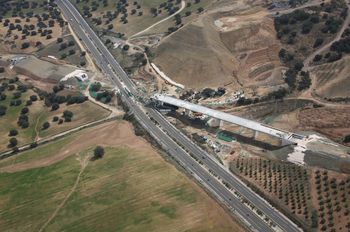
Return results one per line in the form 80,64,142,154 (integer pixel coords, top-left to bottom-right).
151,94,305,145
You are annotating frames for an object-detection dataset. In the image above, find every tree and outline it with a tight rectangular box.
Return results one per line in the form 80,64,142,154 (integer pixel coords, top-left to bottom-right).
123,44,130,51
298,72,311,91
313,38,324,48
93,146,104,160
89,82,101,92
197,7,204,13
21,42,30,49
30,95,38,101
51,103,59,111
8,129,18,137
0,93,6,101
57,37,63,43
0,105,7,116
150,7,157,16
9,137,18,148
294,61,304,71
21,107,29,114
42,121,50,130
0,67,4,73
52,116,59,122
63,110,73,122
68,40,75,46
59,42,67,50
313,54,322,62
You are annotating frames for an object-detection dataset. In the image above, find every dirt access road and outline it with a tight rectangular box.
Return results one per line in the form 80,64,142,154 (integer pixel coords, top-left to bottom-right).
303,2,350,69
129,0,186,39
269,0,325,16
300,2,350,99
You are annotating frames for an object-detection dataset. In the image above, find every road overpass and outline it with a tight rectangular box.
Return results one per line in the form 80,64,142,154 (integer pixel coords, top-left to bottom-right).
56,1,302,231
152,94,306,145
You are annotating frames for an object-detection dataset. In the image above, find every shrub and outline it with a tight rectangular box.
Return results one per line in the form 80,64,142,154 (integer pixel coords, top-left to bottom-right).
30,142,37,148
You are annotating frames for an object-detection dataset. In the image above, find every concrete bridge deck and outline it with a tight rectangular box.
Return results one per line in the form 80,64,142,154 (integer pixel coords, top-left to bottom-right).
152,94,305,144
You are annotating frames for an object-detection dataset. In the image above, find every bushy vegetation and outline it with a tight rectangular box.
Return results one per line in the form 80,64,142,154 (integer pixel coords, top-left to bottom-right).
275,0,347,90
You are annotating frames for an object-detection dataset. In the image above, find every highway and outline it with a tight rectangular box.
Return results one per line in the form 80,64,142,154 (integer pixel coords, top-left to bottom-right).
56,0,302,231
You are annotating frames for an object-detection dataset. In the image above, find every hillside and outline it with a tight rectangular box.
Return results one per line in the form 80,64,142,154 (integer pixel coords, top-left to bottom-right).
154,2,284,95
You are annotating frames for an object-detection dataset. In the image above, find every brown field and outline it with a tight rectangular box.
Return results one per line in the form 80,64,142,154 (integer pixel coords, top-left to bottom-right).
0,120,244,232
310,169,350,232
298,106,350,143
310,56,350,99
231,157,314,228
230,156,350,231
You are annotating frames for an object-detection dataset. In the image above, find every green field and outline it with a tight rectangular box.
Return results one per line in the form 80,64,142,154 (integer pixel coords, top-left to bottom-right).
0,86,42,151
0,81,110,152
0,132,241,232
36,35,87,66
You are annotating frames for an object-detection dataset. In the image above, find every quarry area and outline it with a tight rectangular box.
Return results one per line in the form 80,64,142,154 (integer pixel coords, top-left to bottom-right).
1,0,350,232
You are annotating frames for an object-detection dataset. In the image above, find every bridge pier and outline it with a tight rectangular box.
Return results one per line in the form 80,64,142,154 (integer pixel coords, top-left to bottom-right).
281,138,296,146
207,118,221,127
254,131,259,140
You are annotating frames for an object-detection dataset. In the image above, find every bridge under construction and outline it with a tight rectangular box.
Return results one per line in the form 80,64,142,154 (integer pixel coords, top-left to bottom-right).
152,94,306,145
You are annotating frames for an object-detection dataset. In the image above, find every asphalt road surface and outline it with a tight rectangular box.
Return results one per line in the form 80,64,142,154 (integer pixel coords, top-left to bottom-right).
56,1,303,231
